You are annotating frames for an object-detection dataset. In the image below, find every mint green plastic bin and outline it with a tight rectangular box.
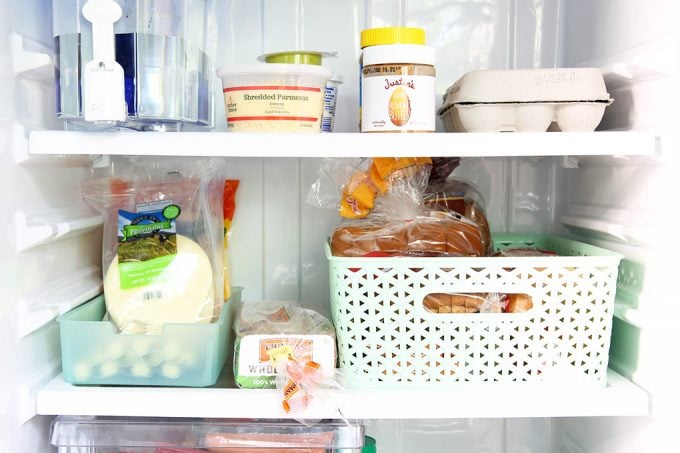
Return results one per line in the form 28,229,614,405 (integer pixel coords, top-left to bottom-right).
328,234,623,386
58,288,241,387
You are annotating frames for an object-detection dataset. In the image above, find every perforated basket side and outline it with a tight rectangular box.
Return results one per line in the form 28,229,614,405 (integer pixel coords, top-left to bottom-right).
327,237,621,387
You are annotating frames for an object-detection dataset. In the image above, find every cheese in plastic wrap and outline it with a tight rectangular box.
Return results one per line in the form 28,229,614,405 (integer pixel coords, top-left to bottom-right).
83,157,226,335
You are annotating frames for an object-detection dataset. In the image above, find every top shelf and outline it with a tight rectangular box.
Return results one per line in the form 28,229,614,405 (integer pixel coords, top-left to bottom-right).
28,131,656,158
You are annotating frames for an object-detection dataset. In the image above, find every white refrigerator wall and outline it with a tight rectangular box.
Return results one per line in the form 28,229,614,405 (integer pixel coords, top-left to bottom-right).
553,0,679,452
1,0,676,452
1,0,102,451
218,0,567,314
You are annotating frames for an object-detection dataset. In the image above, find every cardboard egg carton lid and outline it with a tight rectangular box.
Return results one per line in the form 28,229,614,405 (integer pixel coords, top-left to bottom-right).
440,68,613,110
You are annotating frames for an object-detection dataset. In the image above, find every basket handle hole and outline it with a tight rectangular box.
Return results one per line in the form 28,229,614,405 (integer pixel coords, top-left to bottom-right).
422,292,534,314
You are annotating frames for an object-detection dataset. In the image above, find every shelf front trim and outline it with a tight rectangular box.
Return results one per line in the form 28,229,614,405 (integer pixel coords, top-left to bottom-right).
29,131,656,158
37,370,648,419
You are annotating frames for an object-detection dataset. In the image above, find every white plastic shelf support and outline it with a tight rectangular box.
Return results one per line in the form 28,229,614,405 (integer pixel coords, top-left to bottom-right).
18,359,62,425
11,31,51,77
11,205,103,253
14,266,102,339
13,123,101,166
561,213,662,250
37,370,648,419
28,130,657,158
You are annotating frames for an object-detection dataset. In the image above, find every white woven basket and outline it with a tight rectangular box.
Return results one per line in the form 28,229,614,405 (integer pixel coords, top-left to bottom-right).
327,235,622,386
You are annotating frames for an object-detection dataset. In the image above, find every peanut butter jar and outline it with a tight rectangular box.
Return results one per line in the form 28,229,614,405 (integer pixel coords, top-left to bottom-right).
361,44,436,132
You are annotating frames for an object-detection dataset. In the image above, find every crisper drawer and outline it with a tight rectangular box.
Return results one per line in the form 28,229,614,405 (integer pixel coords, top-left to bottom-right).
328,234,623,386
50,416,365,452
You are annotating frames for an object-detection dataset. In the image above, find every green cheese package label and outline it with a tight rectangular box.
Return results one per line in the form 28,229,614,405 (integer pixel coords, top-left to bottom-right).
117,200,180,289
105,200,215,334
234,334,336,389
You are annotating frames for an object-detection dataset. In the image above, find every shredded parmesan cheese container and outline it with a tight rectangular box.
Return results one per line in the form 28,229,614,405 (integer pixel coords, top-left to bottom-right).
218,64,332,132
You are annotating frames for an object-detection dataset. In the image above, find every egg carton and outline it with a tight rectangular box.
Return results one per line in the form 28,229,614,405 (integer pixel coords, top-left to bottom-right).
438,68,613,132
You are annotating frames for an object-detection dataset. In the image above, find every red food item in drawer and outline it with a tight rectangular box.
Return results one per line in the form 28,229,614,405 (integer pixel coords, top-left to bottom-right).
204,430,335,453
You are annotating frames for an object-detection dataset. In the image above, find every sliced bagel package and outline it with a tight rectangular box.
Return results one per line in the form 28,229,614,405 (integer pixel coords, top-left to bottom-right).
233,300,337,390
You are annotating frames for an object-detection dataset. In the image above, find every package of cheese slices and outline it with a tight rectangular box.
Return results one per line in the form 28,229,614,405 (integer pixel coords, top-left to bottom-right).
83,157,227,335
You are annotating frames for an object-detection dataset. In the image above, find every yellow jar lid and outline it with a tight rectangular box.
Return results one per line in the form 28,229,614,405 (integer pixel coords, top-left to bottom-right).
360,27,426,48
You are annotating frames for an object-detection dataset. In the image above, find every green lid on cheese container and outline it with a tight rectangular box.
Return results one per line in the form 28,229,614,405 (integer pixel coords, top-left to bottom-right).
258,50,338,65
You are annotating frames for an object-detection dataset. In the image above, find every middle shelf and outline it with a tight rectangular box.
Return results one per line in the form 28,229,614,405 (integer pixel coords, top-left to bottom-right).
37,369,648,420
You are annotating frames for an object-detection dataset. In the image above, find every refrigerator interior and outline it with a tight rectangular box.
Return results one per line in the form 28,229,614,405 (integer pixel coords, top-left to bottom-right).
1,0,677,451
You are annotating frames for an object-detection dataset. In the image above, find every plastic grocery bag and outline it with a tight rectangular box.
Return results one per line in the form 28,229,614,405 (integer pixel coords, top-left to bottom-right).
307,157,433,220
83,157,226,335
270,342,348,426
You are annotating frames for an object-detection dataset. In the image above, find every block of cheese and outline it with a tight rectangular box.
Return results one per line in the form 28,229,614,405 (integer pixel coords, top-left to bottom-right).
104,234,215,335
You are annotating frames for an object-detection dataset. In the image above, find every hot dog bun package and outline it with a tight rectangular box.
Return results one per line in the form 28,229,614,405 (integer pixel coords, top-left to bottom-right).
308,157,485,257
233,300,336,390
83,158,227,335
423,157,493,255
